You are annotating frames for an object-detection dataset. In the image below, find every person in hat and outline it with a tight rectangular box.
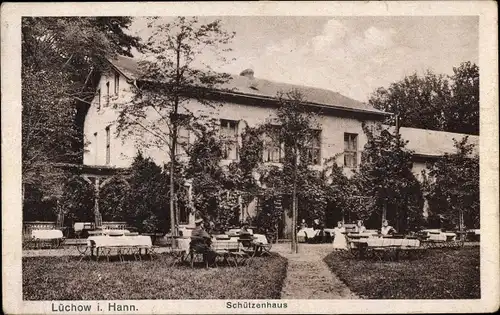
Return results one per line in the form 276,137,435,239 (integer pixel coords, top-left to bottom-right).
381,220,396,236
190,218,216,266
240,222,252,236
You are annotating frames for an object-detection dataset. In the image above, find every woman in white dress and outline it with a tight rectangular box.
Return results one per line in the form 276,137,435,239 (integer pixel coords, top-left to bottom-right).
332,221,347,250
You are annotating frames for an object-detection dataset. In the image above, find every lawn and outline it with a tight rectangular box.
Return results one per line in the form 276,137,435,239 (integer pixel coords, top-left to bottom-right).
23,253,288,300
324,246,480,299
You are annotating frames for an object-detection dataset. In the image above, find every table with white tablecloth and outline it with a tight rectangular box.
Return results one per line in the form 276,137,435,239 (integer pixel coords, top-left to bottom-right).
32,229,64,240
81,235,153,261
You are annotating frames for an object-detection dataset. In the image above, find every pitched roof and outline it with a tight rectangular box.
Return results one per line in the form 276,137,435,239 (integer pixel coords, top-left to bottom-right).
108,55,387,115
398,127,479,157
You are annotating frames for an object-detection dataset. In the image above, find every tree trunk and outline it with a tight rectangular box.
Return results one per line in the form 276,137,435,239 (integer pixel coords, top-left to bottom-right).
170,142,176,236
291,152,298,254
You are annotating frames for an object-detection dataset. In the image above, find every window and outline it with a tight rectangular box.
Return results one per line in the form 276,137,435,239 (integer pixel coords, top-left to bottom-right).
105,126,111,165
175,126,190,156
304,130,322,165
263,125,284,163
344,133,358,168
106,82,110,106
97,89,101,110
220,119,238,160
114,72,120,95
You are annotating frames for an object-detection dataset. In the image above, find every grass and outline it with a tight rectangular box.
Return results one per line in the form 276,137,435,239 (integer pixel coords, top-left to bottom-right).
23,253,288,300
324,246,480,299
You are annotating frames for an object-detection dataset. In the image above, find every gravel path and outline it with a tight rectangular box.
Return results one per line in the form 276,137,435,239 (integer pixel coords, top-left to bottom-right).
273,243,358,299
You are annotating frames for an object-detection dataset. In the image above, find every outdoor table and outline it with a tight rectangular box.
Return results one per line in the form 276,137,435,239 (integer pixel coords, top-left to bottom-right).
142,232,164,245
365,238,421,261
212,238,247,266
81,235,153,262
28,229,65,249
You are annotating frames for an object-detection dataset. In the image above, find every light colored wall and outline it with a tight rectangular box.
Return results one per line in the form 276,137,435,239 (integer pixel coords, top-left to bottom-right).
84,72,374,173
83,72,446,234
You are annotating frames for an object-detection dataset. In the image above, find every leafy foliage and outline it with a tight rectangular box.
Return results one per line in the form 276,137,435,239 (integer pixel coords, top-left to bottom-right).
124,153,170,233
59,176,95,224
185,128,240,231
22,17,142,216
99,176,131,221
323,157,353,225
368,62,479,135
114,17,235,233
446,62,479,135
423,137,479,229
351,123,424,232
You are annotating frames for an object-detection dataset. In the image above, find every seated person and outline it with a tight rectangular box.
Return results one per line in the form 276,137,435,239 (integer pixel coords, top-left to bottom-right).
238,222,254,249
380,220,397,236
190,219,216,266
354,220,367,233
299,219,308,230
239,222,252,236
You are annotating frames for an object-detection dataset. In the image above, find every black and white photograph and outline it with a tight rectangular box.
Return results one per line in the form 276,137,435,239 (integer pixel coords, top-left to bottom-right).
2,2,498,314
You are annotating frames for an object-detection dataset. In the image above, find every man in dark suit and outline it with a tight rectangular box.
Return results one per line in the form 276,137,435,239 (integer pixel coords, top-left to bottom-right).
191,218,216,266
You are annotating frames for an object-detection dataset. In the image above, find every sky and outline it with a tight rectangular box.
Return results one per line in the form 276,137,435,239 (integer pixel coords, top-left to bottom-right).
130,16,478,103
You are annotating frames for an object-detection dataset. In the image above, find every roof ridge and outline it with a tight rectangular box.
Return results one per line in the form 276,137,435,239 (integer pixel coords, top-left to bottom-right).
108,55,385,114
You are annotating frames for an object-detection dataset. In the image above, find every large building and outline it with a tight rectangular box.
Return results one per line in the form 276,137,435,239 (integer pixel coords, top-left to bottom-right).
81,55,478,235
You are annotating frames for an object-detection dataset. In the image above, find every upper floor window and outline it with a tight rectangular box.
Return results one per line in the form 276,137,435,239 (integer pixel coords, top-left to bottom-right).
263,125,284,163
344,133,358,168
304,130,322,165
105,82,110,106
175,126,190,156
114,72,120,96
97,89,101,111
220,119,238,160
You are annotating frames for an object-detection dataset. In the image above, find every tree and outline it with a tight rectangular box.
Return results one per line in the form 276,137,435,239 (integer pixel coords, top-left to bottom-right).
368,62,479,135
446,62,479,135
100,176,131,221
185,127,241,232
263,90,321,253
323,156,352,225
58,176,95,225
115,17,235,234
423,137,479,229
368,71,450,131
351,123,425,232
125,153,170,233
22,17,142,205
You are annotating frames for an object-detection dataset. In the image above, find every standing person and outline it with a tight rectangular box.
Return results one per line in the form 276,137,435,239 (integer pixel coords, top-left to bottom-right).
332,221,347,250
191,219,216,266
381,220,397,236
354,220,367,233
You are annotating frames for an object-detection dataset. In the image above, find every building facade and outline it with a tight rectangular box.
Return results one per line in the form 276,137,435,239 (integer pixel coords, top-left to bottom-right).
82,55,478,235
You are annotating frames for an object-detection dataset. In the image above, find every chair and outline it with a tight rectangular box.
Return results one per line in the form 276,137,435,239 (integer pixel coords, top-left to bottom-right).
189,239,210,268
252,234,272,257
211,241,233,267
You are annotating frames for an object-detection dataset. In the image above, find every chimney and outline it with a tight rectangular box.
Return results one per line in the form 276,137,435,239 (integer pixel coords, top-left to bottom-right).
239,68,254,79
